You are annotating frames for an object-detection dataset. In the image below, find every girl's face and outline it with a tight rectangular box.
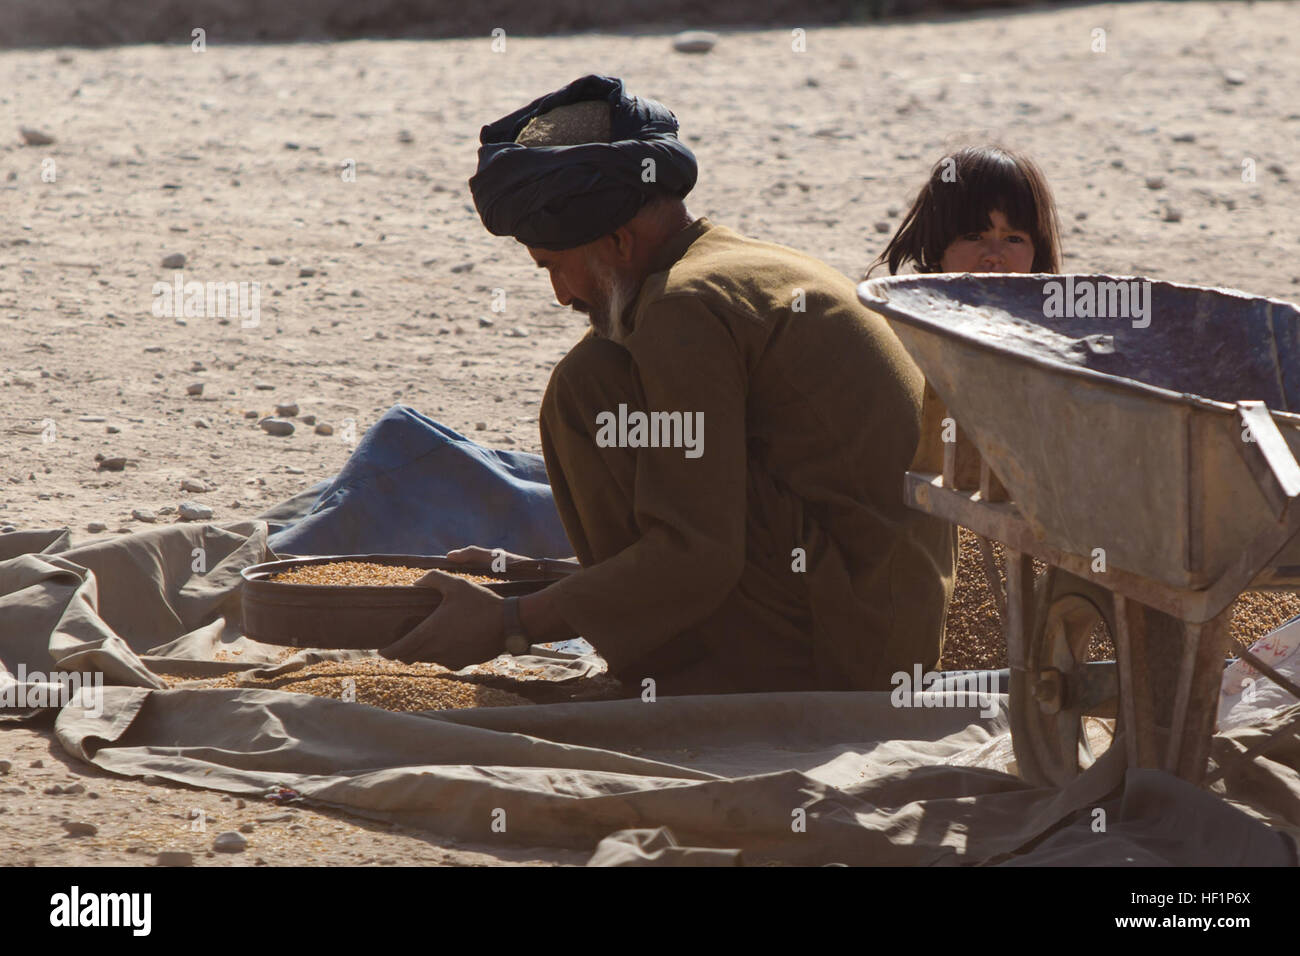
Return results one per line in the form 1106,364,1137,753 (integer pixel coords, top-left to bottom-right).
939,209,1035,273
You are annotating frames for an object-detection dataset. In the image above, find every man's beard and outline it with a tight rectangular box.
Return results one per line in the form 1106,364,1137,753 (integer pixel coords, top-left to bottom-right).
584,254,637,344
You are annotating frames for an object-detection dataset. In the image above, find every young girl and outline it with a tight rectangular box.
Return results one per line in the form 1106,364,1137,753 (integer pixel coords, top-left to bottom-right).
869,146,1063,674
869,145,1062,276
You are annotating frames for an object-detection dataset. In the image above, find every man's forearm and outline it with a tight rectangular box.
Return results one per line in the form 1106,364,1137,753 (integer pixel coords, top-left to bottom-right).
518,587,579,643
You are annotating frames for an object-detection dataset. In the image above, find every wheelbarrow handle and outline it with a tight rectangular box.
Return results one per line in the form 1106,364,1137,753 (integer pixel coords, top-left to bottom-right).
1235,401,1300,520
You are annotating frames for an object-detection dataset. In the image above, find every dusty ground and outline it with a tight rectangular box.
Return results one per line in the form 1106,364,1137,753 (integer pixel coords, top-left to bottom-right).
0,724,587,866
3,1,1300,864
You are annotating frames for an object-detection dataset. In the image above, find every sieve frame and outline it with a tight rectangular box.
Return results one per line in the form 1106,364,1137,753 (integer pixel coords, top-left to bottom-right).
240,553,565,649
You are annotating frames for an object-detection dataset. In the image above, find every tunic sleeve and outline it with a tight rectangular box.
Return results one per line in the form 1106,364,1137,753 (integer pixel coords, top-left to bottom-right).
542,294,749,673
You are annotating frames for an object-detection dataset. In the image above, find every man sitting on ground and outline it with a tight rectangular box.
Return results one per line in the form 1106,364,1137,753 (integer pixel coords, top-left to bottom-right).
384,74,955,696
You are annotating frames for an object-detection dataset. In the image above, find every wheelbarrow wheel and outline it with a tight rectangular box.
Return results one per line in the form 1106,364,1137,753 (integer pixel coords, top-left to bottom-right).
1010,568,1122,787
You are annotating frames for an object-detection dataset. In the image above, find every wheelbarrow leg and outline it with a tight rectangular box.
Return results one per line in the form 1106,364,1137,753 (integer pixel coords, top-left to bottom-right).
1166,610,1233,782
1112,594,1159,768
1113,595,1231,784
1004,549,1035,680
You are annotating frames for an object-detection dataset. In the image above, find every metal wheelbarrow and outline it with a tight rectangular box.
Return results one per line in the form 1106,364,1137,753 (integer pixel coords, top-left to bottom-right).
859,273,1300,788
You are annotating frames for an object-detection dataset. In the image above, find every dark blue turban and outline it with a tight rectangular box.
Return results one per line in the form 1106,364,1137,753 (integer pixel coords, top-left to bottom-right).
468,74,698,251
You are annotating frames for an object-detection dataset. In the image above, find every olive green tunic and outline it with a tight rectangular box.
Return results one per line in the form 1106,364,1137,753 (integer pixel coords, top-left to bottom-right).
539,218,955,694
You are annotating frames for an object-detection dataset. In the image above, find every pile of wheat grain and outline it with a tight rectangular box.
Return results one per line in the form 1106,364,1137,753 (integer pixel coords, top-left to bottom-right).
940,528,1300,670
270,561,499,586
183,659,531,711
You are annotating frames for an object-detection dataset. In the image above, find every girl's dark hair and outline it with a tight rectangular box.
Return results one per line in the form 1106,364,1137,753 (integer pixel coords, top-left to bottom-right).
869,145,1061,276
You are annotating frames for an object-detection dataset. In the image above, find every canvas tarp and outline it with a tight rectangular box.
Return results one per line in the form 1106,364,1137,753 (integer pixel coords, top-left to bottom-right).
1,520,1297,866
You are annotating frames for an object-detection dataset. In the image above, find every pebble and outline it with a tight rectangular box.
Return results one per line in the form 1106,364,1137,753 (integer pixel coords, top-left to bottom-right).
0,760,11,774
161,253,186,269
267,256,286,265
77,415,106,423
178,502,214,521
274,401,300,417
298,267,316,278
30,759,43,768
186,382,204,396
398,129,414,144
239,822,256,834
61,821,97,837
478,316,495,328
505,327,529,337
1172,131,1196,143
194,417,211,429
300,414,317,425
19,126,55,146
157,850,194,867
181,478,209,493
285,466,304,475
86,521,107,533
873,220,892,233
672,30,718,53
254,382,275,391
244,410,259,419
1162,205,1183,223
451,262,474,273
1145,175,1166,190
475,422,487,431
131,509,157,523
1224,69,1248,86
259,418,295,436
44,785,64,795
212,831,247,853
63,783,85,795
106,425,120,434
96,456,127,472
314,423,334,436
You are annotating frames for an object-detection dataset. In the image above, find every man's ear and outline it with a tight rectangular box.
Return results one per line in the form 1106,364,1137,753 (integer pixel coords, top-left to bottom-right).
607,223,638,265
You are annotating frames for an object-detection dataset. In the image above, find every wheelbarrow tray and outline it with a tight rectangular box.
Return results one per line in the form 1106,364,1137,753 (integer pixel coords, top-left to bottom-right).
858,274,1300,591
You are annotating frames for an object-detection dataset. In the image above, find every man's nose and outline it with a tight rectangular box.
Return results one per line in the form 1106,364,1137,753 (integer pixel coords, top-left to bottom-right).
550,273,572,307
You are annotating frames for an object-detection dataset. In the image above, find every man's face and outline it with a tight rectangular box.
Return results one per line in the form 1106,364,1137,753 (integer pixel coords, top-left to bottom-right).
527,242,631,339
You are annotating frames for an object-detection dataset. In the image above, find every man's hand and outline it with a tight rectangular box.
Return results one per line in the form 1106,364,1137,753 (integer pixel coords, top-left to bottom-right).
378,568,504,668
444,545,534,571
